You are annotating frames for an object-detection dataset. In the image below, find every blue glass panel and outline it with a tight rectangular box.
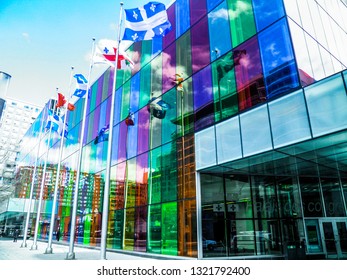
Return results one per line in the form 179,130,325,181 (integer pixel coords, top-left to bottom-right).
258,18,299,98
176,0,190,38
193,65,214,131
130,72,140,113
127,111,139,159
269,89,311,148
208,1,232,62
252,0,285,31
207,0,224,12
305,74,347,137
216,116,242,163
195,126,217,170
240,105,272,157
114,87,123,125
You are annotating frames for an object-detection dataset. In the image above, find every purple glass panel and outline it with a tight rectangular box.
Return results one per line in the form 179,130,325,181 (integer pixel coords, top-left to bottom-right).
108,67,115,98
162,43,176,93
163,3,176,49
136,152,148,206
134,206,148,252
96,74,103,108
132,42,142,76
193,65,214,130
190,0,207,26
137,107,150,155
93,106,101,140
234,36,266,110
191,16,210,74
117,121,128,163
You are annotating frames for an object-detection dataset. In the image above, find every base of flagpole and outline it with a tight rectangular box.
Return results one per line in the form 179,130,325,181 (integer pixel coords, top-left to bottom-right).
20,242,27,248
65,252,75,260
45,247,53,254
30,244,38,250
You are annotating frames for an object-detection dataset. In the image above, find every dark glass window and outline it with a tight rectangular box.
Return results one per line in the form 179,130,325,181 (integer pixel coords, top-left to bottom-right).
191,16,210,74
299,177,323,217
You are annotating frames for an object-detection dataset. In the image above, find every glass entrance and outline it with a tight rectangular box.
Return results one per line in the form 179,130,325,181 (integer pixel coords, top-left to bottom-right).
319,219,347,259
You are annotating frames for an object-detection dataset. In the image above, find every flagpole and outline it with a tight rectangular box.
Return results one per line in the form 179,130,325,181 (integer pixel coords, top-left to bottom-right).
20,103,48,248
66,40,96,260
45,67,74,254
100,2,124,260
31,98,57,250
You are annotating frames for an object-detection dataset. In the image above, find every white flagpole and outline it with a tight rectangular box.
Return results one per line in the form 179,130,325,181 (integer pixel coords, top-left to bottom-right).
31,97,57,250
45,66,74,254
66,39,96,260
100,2,124,260
20,102,48,248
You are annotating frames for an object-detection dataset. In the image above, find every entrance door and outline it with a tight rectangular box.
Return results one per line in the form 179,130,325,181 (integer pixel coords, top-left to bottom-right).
319,219,347,259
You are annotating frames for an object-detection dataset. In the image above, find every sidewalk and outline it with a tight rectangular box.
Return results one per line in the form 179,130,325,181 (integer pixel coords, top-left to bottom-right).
0,237,167,260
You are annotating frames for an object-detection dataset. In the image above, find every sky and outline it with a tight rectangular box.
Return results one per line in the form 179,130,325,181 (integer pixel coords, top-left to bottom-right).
0,0,173,108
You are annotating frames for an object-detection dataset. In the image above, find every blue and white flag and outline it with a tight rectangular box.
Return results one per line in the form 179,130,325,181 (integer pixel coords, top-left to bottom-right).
73,74,88,98
122,1,172,42
45,110,68,138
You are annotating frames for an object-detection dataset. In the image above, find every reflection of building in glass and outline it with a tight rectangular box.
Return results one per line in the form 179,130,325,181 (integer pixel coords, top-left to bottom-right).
2,0,347,260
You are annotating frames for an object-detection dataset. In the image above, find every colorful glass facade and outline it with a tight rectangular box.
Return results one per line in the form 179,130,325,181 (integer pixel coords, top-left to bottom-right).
11,0,347,259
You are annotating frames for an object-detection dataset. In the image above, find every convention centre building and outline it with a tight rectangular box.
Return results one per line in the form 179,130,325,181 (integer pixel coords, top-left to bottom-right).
3,0,347,259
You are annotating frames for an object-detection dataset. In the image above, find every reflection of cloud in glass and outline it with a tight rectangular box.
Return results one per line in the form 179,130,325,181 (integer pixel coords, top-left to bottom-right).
208,8,228,24
229,0,252,19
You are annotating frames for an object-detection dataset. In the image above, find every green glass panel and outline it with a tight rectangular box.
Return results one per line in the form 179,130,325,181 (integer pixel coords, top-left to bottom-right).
212,52,238,122
83,214,92,245
149,147,162,204
162,202,178,255
227,0,256,48
176,31,192,79
124,207,135,251
102,69,110,102
177,77,194,136
162,88,178,145
121,81,131,120
126,159,136,209
89,81,98,112
141,40,153,66
140,64,151,108
148,204,161,253
108,209,124,249
161,143,177,202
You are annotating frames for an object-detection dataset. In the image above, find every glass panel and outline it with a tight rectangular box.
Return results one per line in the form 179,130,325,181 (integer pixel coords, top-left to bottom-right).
162,43,176,93
321,178,346,217
134,206,147,252
178,199,197,257
124,207,135,251
193,65,214,131
176,0,190,38
161,143,177,202
126,113,138,159
148,204,161,254
191,16,210,74
163,3,176,49
176,31,192,81
305,74,347,137
149,147,161,204
208,1,232,62
137,107,150,155
305,219,323,253
162,202,178,255
268,89,311,148
227,0,256,48
258,18,300,98
212,51,238,121
322,222,337,256
277,177,302,218
136,152,148,207
126,158,136,209
107,210,124,249
229,220,255,256
195,126,217,170
207,0,224,12
190,0,207,26
121,81,131,121
215,116,242,163
252,0,285,31
240,105,272,157
234,36,266,111
161,89,178,145
336,222,347,257
252,176,279,219
299,177,323,217
254,219,282,255
139,64,151,108
225,174,252,219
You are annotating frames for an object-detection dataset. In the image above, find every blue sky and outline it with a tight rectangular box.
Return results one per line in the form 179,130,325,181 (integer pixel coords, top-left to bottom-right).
0,0,172,107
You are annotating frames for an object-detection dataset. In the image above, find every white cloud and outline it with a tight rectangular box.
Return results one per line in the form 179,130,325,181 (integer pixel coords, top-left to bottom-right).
22,32,30,42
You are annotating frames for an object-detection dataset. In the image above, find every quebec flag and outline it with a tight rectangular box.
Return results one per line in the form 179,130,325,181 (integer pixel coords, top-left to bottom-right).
122,1,172,42
73,74,88,98
45,110,68,138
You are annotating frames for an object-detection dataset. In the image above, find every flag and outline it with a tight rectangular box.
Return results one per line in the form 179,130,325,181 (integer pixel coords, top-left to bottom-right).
93,39,134,69
147,97,171,119
73,74,88,98
125,112,135,126
94,124,110,144
173,73,184,92
45,110,68,138
122,2,172,42
56,93,75,111
217,50,246,82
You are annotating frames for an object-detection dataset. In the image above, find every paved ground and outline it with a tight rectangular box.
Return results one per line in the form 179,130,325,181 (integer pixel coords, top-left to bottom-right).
0,237,170,260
